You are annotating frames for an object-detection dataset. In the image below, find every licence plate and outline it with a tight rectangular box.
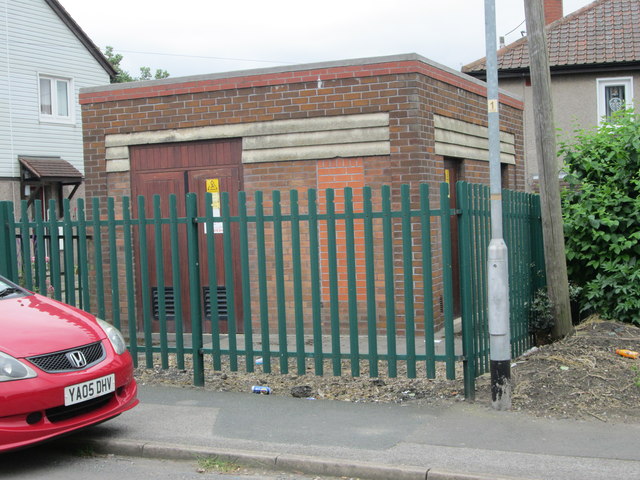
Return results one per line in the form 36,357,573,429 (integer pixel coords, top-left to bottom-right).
64,374,115,406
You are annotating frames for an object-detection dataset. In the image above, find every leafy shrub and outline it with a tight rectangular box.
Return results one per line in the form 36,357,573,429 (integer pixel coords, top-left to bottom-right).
560,110,640,325
529,288,555,333
529,288,555,345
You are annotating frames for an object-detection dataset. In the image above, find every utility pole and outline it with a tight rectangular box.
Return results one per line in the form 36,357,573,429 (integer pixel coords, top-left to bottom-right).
485,0,511,410
524,0,573,339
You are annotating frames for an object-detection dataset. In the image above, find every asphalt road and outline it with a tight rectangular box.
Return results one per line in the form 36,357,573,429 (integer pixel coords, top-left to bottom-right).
0,443,342,480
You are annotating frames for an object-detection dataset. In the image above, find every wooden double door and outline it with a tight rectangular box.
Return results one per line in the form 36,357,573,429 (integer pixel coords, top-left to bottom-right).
130,139,243,333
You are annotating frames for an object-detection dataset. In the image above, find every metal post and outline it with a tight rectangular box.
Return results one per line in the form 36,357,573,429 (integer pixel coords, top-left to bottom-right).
485,0,511,410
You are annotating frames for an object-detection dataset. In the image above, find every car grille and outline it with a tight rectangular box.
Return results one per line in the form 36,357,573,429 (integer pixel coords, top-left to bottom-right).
27,342,106,373
46,393,114,423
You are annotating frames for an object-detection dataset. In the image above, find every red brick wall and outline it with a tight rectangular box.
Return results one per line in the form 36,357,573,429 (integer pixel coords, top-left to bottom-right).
317,158,366,304
80,58,524,336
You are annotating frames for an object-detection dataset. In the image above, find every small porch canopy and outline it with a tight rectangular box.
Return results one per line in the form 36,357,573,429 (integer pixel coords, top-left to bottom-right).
19,156,83,215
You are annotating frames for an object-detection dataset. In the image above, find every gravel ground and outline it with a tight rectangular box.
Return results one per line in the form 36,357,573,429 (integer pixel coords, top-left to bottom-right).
134,316,640,423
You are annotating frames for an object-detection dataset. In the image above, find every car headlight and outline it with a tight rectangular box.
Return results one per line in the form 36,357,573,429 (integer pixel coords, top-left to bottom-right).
97,319,127,355
0,351,37,382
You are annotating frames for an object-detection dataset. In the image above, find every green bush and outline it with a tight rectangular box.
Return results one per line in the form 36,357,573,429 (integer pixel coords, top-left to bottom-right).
560,110,640,325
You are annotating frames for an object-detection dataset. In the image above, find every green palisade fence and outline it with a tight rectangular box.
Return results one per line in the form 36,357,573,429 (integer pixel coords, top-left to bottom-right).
0,182,544,399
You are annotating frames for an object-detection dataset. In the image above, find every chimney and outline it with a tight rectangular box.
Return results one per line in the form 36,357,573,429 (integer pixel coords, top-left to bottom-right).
544,0,564,24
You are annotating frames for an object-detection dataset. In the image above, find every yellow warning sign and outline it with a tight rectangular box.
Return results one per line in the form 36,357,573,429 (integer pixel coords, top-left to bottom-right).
204,179,222,234
206,178,219,193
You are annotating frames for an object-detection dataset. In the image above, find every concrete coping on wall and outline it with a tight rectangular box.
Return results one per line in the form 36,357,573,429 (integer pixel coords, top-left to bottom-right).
79,52,523,109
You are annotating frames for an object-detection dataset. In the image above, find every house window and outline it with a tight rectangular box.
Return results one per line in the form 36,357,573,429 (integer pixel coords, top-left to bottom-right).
597,77,633,122
39,75,73,122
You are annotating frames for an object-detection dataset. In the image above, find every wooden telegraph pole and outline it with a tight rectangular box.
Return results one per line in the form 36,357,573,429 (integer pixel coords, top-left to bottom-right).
524,0,573,339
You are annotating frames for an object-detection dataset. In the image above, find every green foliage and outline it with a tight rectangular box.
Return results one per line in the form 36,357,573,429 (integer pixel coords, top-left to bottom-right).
560,109,640,325
103,46,170,84
529,288,555,333
138,66,170,81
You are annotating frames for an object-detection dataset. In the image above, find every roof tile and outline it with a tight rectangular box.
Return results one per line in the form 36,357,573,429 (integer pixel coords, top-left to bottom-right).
463,0,640,73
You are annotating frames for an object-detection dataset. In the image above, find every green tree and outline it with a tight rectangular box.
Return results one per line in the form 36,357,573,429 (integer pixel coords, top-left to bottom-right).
103,46,170,83
560,109,640,324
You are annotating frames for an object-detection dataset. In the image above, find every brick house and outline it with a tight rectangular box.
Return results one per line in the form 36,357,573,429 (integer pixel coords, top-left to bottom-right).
79,53,524,334
463,0,640,191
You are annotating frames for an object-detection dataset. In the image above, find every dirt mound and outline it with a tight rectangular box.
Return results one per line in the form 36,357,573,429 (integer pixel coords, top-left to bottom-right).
475,317,640,422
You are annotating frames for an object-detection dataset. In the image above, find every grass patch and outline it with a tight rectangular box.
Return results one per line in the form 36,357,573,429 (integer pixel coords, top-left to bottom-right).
196,456,240,473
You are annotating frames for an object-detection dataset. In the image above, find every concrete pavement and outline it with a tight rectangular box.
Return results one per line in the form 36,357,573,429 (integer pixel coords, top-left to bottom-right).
61,385,640,480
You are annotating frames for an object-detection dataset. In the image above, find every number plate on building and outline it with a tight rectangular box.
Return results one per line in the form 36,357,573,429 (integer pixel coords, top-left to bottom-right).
64,374,115,406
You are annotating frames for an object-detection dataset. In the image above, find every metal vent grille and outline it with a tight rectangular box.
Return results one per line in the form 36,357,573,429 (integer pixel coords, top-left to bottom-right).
27,342,105,373
203,286,228,321
152,287,176,320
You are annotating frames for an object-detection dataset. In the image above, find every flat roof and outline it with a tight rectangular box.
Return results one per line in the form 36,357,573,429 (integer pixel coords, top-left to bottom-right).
80,53,523,110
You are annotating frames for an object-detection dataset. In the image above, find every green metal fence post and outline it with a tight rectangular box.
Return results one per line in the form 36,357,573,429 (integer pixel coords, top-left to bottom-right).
121,197,138,365
363,186,379,377
0,202,11,279
33,200,47,295
186,193,204,386
439,182,456,380
255,191,271,373
76,199,90,312
289,190,306,375
344,187,360,377
62,199,76,306
325,188,342,377
152,195,169,369
381,185,397,377
204,192,220,370
272,190,289,374
6,205,18,283
92,198,106,320
307,188,323,376
221,192,238,371
419,184,436,379
0,202,19,282
457,181,476,399
48,200,62,301
170,195,185,370
19,201,33,291
106,198,122,331
238,191,254,371
400,184,416,378
137,196,153,368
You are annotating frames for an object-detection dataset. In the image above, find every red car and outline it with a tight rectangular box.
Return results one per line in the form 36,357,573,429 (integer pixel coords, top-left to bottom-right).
0,275,138,452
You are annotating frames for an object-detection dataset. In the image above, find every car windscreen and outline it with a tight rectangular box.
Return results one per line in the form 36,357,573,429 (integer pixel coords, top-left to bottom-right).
0,278,25,299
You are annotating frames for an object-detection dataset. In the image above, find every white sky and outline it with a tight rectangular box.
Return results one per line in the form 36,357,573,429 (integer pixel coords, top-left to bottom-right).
58,0,593,80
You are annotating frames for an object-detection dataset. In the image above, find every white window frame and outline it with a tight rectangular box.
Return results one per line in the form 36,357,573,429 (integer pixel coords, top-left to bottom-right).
597,77,633,123
38,74,75,124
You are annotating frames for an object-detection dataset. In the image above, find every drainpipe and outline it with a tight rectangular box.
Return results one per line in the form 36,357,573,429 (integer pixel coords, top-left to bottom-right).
484,0,511,410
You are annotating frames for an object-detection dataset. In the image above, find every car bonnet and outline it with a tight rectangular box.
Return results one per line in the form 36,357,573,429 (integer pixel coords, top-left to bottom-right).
0,293,105,358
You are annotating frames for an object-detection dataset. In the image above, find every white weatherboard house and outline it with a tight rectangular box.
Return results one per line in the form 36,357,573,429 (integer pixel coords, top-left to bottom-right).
0,0,115,215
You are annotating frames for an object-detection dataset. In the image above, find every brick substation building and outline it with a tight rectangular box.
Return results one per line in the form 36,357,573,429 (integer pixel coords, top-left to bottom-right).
79,53,524,337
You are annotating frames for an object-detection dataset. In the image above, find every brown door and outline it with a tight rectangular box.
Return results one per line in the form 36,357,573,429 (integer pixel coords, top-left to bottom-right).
187,167,242,334
132,170,189,331
130,139,243,334
444,158,461,318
